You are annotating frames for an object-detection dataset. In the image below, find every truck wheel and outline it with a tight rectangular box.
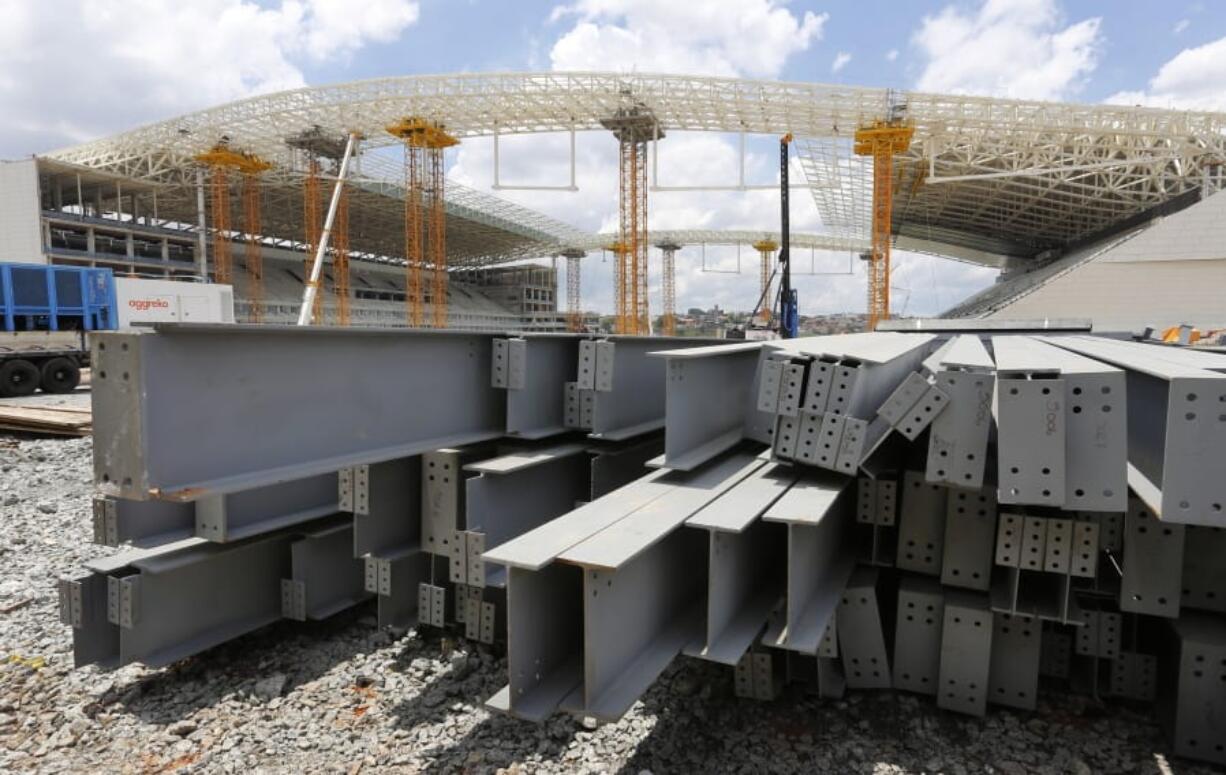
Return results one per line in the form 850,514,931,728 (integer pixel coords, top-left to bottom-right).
0,359,40,398
40,357,81,394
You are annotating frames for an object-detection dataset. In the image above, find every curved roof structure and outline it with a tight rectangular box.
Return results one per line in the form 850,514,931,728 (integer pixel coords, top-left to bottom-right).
45,71,1226,267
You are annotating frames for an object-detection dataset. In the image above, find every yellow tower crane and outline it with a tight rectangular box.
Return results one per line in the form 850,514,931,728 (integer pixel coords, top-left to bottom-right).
854,112,914,331
194,145,271,320
387,118,458,328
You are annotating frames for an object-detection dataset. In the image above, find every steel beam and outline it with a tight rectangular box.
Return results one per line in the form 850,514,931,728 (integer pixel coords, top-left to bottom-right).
461,444,590,588
341,456,421,558
937,591,994,717
588,336,720,441
1120,496,1185,618
1043,335,1226,526
363,545,431,630
493,335,581,439
987,612,1041,711
92,496,193,548
897,472,947,576
761,473,855,654
282,521,369,621
655,341,764,470
91,324,506,500
893,575,944,695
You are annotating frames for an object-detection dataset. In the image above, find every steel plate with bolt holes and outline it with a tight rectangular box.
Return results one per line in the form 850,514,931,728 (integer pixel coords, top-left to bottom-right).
1075,609,1120,659
1039,627,1072,678
927,371,994,490
1062,371,1127,512
773,414,801,460
819,616,839,658
1020,516,1047,572
576,340,597,390
897,472,947,576
937,591,993,717
1069,521,1099,578
802,357,838,416
421,450,463,559
892,576,944,695
837,568,892,690
877,371,930,427
996,378,1066,507
942,489,997,591
857,478,877,525
875,481,898,526
756,357,784,413
418,583,447,628
1120,498,1185,618
777,362,807,418
794,412,825,465
825,364,859,417
815,413,846,469
895,384,950,442
1168,614,1226,765
835,417,868,474
994,513,1023,568
1181,525,1226,613
1043,518,1072,575
1109,651,1157,701
987,612,1041,711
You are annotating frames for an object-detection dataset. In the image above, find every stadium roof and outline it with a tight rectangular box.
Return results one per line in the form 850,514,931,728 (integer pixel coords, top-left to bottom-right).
43,72,1226,268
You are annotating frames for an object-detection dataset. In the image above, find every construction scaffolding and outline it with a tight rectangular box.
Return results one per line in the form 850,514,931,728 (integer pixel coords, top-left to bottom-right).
388,118,458,328
602,107,660,335
657,242,680,336
854,112,915,330
195,146,271,300
561,249,584,332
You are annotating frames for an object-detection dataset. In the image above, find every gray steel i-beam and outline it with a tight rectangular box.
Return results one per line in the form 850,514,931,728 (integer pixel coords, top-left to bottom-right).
458,444,590,588
1042,335,1226,526
94,471,341,548
91,324,506,501
492,335,582,439
587,336,723,441
685,463,795,664
654,340,766,470
761,473,855,654
282,521,370,621
339,456,421,559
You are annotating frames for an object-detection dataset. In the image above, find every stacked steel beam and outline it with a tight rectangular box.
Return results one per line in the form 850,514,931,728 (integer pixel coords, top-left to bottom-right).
58,324,1226,765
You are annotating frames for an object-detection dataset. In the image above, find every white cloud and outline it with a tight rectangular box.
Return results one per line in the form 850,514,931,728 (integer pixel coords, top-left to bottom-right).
1174,18,1190,34
832,52,852,73
1106,35,1226,110
0,0,419,157
548,0,826,77
913,0,1103,100
885,49,899,62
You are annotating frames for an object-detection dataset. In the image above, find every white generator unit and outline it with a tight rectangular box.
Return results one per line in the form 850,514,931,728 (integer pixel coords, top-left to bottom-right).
114,278,234,328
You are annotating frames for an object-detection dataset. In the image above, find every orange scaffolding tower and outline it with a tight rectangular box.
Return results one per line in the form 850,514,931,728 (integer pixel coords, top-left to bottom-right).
602,107,660,335
854,118,914,330
387,118,458,328
195,145,271,307
656,242,680,336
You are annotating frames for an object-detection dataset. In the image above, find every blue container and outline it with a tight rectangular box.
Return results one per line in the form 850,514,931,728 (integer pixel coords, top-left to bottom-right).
0,263,117,332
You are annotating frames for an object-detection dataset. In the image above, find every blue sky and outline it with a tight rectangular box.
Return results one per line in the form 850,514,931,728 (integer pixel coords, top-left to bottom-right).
4,0,1225,316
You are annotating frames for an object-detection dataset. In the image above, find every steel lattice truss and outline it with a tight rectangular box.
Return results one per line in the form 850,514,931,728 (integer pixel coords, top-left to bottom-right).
568,230,868,253
45,71,1226,265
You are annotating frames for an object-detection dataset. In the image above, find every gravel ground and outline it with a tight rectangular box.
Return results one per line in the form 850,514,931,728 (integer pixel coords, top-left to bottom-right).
0,422,1219,774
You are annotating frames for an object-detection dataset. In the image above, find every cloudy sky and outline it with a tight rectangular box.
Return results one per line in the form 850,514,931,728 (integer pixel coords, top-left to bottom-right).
2,0,1224,316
